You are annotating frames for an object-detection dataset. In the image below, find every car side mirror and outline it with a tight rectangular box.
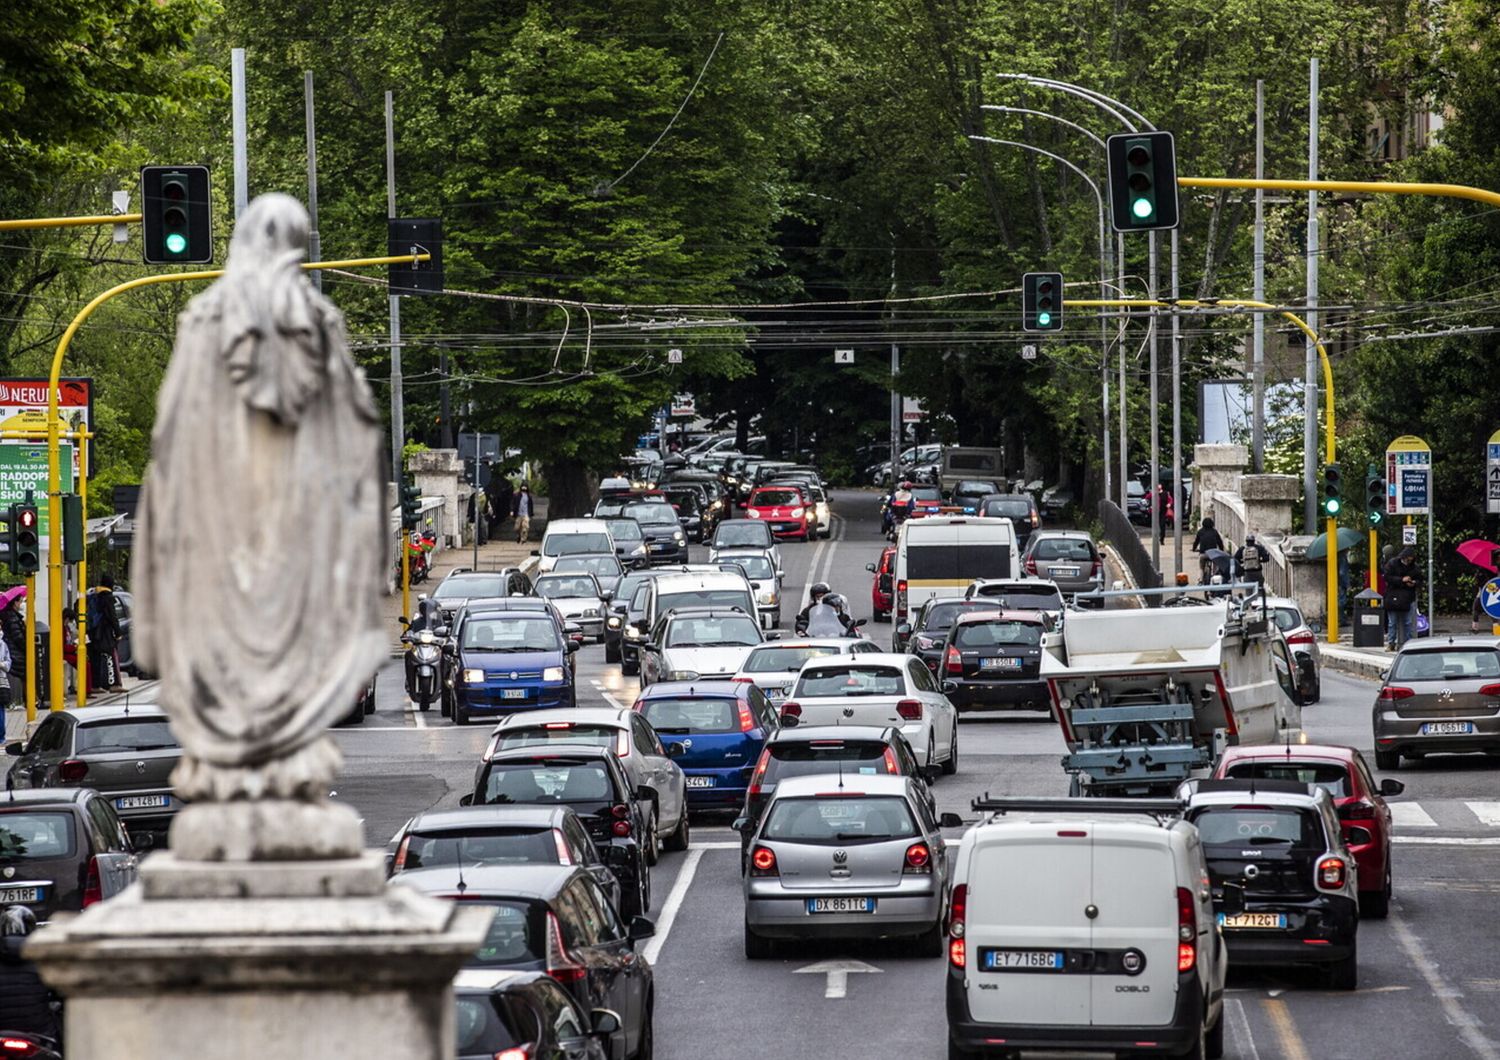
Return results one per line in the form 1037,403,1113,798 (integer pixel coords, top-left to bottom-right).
896,623,912,636
731,816,749,833
938,812,965,829
1220,881,1246,916
590,1009,623,1038
766,630,783,640
1345,826,1373,847
780,712,799,728
635,785,655,804
1379,669,1390,682
603,845,631,869
666,742,686,758
1309,620,1324,634
565,640,580,654
432,626,449,638
865,563,876,573
128,828,155,851
627,916,656,942
601,589,613,601
458,793,475,807
4,741,22,757
942,679,958,694
530,549,540,557
1379,779,1405,796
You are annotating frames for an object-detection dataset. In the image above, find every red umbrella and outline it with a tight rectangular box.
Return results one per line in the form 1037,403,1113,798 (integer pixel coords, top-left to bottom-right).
1456,539,1500,573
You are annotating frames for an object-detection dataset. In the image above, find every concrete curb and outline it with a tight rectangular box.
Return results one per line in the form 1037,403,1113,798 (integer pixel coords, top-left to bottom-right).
1320,645,1388,681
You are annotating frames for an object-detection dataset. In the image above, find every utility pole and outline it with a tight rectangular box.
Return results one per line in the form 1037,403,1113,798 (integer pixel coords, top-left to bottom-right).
1118,232,1128,511
890,344,901,487
439,350,453,448
385,91,405,488
304,71,322,291
472,424,481,569
1148,231,1160,569
231,49,248,220
1171,227,1183,572
1303,59,1320,530
1252,79,1265,471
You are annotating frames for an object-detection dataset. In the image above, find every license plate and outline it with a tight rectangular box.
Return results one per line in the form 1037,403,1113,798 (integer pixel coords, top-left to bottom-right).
1420,721,1475,735
764,686,786,699
115,794,169,810
1050,567,1080,578
685,776,715,788
983,949,1064,970
1218,912,1287,929
0,887,40,904
981,656,1023,671
806,896,874,914
502,689,528,700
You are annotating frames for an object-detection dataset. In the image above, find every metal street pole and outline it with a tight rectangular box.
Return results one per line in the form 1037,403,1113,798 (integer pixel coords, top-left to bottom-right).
890,344,900,487
231,49,248,220
1304,59,1320,532
1252,79,1265,471
1149,230,1160,569
385,91,405,489
304,71,322,292
1171,227,1183,572
1118,231,1127,511
472,426,481,569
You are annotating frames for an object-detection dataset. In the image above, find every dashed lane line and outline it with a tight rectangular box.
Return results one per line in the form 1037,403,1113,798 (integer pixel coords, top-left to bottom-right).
1465,801,1500,827
1261,997,1311,1060
1389,802,1438,828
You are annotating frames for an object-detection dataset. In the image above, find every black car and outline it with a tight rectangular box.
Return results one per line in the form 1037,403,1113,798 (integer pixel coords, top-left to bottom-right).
894,598,992,671
660,484,710,542
386,805,622,913
950,480,1003,514
464,745,652,919
938,609,1051,712
0,789,139,923
976,493,1041,549
398,865,654,1060
604,569,659,668
621,501,688,565
432,567,534,624
453,968,614,1060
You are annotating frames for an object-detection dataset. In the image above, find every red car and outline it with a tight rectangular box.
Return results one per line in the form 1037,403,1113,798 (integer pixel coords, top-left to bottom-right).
867,546,896,620
1212,743,1403,917
745,485,811,540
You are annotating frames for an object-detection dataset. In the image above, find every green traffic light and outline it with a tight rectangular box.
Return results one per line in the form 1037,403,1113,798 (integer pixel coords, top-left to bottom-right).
1132,198,1153,219
1037,311,1052,327
165,233,187,254
1325,498,1342,516
1370,511,1382,526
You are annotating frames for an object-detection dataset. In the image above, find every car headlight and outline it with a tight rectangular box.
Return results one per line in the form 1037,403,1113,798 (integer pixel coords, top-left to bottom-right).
608,616,622,629
747,509,761,519
625,626,641,640
464,668,485,684
758,590,777,605
583,607,600,616
673,530,685,542
668,670,701,682
632,543,648,555
791,507,805,518
542,666,565,682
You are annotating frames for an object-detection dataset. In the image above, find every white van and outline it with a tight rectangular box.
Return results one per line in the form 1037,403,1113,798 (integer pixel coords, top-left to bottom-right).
946,797,1226,1059
894,515,1018,622
536,518,616,573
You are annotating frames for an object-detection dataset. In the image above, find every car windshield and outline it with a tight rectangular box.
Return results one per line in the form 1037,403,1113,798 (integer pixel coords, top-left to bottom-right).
919,601,979,632
659,590,751,614
1224,762,1352,799
957,481,1000,495
616,573,653,604
481,762,614,805
1391,649,1500,681
1190,806,1322,848
665,615,761,648
743,645,842,673
1270,607,1304,632
623,503,677,527
603,519,644,543
594,501,627,518
723,555,774,580
462,616,560,652
554,555,622,579
535,576,597,599
981,499,1032,518
766,741,894,782
543,532,613,557
1032,538,1097,562
910,487,942,501
664,491,702,514
74,718,179,752
469,900,544,965
399,828,560,872
953,620,1043,649
496,723,618,750
1127,482,1146,498
753,489,801,507
435,575,508,600
763,795,917,845
0,812,76,859
638,697,740,734
795,665,905,697
972,587,1061,610
716,524,772,547
455,994,526,1054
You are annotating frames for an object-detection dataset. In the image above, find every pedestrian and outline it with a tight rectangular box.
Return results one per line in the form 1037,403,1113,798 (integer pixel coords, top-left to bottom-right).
0,586,26,711
88,573,125,693
1233,533,1270,588
1155,484,1171,544
0,906,59,1043
1382,547,1422,650
514,483,534,543
467,490,491,546
1471,548,1500,633
491,475,514,538
1192,516,1224,554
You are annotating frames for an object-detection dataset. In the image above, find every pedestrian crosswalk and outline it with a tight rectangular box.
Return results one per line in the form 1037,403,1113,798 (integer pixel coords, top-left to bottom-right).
1389,800,1500,833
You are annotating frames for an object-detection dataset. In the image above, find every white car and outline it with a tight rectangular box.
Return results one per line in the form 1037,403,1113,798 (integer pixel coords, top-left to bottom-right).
780,652,958,776
640,608,764,687
1264,595,1322,703
709,521,784,579
713,547,784,628
535,517,616,574
532,572,609,642
733,638,882,701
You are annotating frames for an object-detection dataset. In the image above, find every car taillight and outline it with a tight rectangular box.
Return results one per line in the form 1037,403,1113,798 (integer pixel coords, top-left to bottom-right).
882,747,899,774
896,699,923,721
1479,683,1500,697
552,829,573,866
732,676,755,683
0,1040,40,1056
948,883,967,968
748,749,770,798
780,701,801,721
495,1048,530,1060
82,855,103,908
611,804,632,838
615,729,631,757
1317,856,1347,890
1176,886,1196,972
738,700,756,732
1339,801,1376,822
945,646,963,674
1025,557,1037,576
904,842,932,874
544,911,587,983
1286,631,1316,646
750,845,779,876
897,580,908,617
59,759,88,782
393,836,411,872
1377,686,1415,701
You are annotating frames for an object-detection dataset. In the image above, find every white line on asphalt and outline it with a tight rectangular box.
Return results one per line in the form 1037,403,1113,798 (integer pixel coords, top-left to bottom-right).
687,840,739,850
1393,836,1500,846
1390,909,1500,1060
640,847,704,965
1464,801,1500,827
1224,998,1260,1060
403,697,428,729
798,533,831,611
1390,802,1438,828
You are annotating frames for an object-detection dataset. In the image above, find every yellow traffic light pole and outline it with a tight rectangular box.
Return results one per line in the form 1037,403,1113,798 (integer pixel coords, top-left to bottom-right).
42,251,431,714
0,214,143,231
1179,176,1500,211
1066,296,1340,644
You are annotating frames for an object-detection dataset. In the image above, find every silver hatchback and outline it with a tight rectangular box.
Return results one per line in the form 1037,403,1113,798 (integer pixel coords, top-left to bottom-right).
741,773,957,958
1372,638,1500,770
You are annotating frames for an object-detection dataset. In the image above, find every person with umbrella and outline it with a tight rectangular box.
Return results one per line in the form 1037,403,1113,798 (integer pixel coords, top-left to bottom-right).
1460,541,1500,633
1199,549,1232,596
1382,547,1422,649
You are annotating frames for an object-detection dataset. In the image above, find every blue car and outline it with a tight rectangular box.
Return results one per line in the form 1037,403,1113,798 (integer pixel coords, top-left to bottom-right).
632,680,779,811
452,608,579,725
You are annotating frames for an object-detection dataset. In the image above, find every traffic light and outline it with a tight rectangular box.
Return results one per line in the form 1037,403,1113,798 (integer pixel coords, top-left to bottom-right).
61,494,85,564
1022,272,1064,332
1322,463,1343,518
388,218,444,295
141,165,213,264
400,479,422,530
11,501,39,576
1365,468,1385,527
1106,131,1180,232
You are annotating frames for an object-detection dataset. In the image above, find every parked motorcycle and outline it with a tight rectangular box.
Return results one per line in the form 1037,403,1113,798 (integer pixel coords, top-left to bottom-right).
0,1032,63,1059
402,628,445,712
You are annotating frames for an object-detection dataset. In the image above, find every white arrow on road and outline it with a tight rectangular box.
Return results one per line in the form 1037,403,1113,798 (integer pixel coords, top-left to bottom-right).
793,959,882,999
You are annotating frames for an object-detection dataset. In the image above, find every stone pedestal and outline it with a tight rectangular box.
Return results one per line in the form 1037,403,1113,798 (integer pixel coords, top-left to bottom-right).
408,448,464,547
1239,474,1301,540
29,852,491,1060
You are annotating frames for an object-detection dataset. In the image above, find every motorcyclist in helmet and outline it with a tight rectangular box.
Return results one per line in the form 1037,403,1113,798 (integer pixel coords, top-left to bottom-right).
404,593,443,689
796,583,855,637
795,583,833,635
0,905,60,1045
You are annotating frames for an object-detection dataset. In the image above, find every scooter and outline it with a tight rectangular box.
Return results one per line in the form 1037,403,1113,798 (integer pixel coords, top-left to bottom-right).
0,1031,63,1058
402,628,444,712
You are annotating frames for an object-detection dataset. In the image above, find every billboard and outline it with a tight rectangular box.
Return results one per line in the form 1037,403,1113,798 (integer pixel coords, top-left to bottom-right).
0,378,93,479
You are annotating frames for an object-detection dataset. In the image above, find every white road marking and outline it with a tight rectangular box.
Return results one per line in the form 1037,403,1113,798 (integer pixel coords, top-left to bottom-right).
793,958,882,1000
1225,998,1260,1060
687,840,739,850
798,533,831,611
1464,801,1500,827
1390,909,1500,1060
403,696,428,729
1390,802,1438,828
1394,836,1500,846
639,847,704,965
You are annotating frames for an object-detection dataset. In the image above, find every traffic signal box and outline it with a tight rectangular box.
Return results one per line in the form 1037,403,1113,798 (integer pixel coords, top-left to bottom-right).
141,165,214,265
9,501,40,576
1322,464,1343,518
1106,132,1180,232
400,480,422,531
1022,272,1064,332
1365,469,1385,527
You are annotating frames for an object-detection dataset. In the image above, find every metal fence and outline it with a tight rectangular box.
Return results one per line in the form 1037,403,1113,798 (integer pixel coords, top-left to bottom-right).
1099,499,1163,607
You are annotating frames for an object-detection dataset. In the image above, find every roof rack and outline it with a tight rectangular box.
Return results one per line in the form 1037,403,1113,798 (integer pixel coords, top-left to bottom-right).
971,795,1184,820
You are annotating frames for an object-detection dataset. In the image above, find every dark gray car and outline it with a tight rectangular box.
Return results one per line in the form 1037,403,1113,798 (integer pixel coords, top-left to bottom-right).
1018,530,1104,601
0,788,139,923
1372,638,1500,770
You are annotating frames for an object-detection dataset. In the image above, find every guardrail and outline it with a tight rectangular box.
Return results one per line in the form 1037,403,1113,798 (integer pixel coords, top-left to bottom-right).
1200,489,1293,598
1099,499,1163,607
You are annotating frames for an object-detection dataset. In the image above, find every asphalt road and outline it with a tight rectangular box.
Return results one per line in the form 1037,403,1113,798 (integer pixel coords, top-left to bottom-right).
332,489,1500,1060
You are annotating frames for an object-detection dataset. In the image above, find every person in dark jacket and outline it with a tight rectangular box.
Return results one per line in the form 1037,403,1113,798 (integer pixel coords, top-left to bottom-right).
1233,533,1270,587
0,905,59,1043
88,573,126,693
1192,517,1224,554
1383,547,1422,649
0,589,27,710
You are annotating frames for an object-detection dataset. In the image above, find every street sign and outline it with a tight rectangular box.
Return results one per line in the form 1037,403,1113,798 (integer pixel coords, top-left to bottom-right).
834,348,854,364
0,444,73,535
1021,344,1037,361
1385,435,1431,516
1402,525,1417,546
457,433,500,462
1487,428,1500,515
0,378,93,479
667,348,683,364
670,394,696,417
901,397,925,423
1481,578,1500,622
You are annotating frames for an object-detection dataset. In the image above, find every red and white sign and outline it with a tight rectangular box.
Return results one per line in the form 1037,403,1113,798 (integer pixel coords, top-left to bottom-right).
0,378,93,478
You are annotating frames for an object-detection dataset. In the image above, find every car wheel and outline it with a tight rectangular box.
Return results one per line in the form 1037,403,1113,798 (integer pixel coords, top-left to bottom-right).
744,920,775,959
1205,1005,1225,1059
941,725,958,776
947,1035,977,1060
623,657,640,677
1361,868,1392,919
663,806,691,852
632,1000,654,1060
914,918,944,958
1374,747,1400,771
453,702,470,727
643,805,660,866
606,640,621,664
1327,937,1358,990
